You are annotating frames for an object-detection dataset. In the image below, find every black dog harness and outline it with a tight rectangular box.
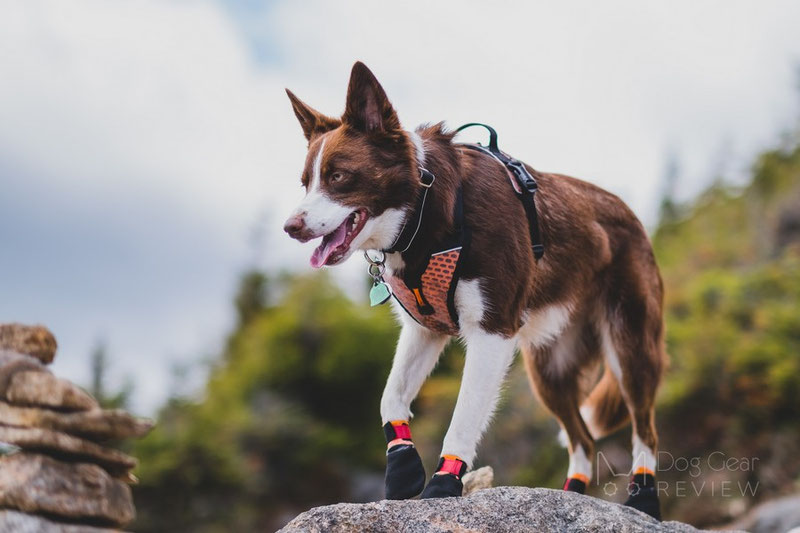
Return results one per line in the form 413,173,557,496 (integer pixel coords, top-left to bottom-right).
456,123,545,260
368,123,544,336
382,184,469,336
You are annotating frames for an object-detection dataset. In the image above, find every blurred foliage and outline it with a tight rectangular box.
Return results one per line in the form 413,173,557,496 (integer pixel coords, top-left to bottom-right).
132,272,401,531
646,140,800,525
131,138,800,531
89,341,133,410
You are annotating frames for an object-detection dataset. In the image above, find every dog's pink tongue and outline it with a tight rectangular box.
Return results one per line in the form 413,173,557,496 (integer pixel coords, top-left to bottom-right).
310,220,349,268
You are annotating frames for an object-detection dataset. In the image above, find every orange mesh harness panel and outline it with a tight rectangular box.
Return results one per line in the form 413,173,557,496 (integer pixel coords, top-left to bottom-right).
377,167,469,336
385,246,464,336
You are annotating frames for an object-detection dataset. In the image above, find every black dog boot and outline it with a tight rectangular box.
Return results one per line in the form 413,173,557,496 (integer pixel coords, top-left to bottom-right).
624,471,661,521
421,455,467,499
384,421,425,500
563,474,588,494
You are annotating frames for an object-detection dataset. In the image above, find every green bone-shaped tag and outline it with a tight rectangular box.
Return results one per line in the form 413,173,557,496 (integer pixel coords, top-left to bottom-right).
370,281,392,306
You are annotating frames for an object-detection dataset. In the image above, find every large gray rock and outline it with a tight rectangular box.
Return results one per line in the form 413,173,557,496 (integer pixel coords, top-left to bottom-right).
0,453,134,527
0,510,122,533
279,486,736,533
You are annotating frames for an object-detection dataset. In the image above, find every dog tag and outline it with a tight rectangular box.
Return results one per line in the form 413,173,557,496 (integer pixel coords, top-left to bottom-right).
370,280,392,306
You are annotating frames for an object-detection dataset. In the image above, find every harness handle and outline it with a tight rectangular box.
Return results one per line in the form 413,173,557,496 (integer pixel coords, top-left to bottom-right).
455,122,545,261
455,123,499,154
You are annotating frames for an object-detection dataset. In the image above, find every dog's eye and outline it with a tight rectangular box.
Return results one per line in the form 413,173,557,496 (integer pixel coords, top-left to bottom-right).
330,172,345,183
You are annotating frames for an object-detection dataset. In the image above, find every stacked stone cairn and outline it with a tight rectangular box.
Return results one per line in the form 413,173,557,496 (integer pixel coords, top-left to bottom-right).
0,323,153,532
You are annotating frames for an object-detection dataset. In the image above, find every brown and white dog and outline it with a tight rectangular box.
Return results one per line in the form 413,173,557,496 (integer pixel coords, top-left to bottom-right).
283,62,666,519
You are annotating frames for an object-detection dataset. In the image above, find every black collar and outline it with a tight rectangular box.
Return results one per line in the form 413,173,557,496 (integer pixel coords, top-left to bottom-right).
383,168,436,254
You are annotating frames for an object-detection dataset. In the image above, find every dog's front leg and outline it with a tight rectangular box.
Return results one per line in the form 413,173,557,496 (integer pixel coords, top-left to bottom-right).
381,318,449,500
421,328,516,498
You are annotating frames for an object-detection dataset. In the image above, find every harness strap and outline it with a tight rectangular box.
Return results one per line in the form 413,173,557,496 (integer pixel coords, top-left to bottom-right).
456,123,545,260
384,168,435,254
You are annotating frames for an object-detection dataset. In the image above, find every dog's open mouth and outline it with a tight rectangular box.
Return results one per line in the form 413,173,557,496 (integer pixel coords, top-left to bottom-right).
310,208,369,268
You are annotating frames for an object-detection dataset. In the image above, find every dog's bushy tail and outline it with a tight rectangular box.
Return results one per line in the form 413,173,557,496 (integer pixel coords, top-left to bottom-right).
582,367,629,440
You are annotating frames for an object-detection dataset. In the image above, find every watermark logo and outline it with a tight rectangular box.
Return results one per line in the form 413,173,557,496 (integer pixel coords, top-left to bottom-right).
603,481,618,496
596,450,760,497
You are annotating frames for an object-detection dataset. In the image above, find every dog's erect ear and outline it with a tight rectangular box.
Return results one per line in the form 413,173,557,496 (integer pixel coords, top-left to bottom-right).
343,62,401,134
285,89,341,141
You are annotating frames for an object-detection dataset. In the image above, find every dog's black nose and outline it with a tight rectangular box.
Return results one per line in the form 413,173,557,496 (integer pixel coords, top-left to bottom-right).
284,214,307,239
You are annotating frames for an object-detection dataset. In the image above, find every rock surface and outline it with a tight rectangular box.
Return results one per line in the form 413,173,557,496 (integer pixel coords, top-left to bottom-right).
0,323,149,531
0,324,57,364
0,510,120,533
6,370,99,411
0,426,137,476
0,402,153,440
0,453,134,527
0,350,44,394
726,493,800,533
462,465,494,496
279,486,737,533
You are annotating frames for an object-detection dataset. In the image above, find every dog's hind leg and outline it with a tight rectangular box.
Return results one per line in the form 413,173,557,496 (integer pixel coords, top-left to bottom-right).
520,331,596,495
421,325,517,498
381,315,449,500
600,281,666,520
580,366,629,441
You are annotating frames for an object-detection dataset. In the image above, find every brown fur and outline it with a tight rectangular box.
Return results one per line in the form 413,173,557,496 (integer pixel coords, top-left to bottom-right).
286,61,667,471
407,127,666,456
584,367,629,437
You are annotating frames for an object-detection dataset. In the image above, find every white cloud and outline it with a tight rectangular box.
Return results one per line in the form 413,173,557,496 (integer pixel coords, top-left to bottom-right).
272,0,800,210
0,0,302,412
1,0,799,413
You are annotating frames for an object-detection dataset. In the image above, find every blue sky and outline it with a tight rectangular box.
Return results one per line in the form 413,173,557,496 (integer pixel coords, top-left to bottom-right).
1,0,800,414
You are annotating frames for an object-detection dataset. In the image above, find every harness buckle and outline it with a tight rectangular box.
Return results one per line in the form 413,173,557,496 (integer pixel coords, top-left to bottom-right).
506,160,537,194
